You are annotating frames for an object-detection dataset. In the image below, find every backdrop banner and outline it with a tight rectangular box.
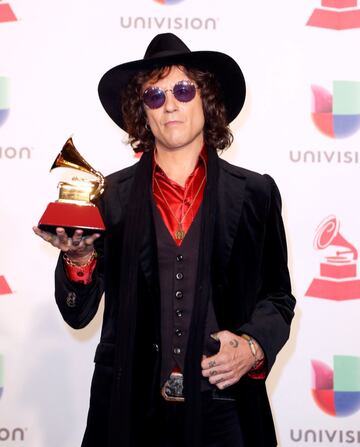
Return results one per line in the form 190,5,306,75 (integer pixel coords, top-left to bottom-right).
0,1,359,445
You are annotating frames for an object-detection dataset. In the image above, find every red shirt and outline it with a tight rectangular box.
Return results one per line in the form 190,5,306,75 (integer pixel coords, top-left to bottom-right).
152,148,207,246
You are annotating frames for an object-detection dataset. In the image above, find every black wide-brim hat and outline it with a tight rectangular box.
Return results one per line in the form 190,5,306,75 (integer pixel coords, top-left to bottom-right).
98,33,246,130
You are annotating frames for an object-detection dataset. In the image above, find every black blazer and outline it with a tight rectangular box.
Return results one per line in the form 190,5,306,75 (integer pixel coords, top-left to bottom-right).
54,155,295,447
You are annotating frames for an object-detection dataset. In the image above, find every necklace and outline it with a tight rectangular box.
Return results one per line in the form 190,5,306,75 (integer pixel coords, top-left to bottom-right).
154,168,207,240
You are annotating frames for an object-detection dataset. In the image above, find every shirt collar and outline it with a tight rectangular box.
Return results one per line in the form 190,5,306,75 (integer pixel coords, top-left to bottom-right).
152,146,207,185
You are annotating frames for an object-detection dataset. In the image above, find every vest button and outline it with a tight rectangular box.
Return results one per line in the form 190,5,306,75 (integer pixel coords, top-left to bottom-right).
175,290,183,299
173,347,181,355
176,254,183,262
175,309,183,317
152,343,159,352
176,272,184,280
175,329,183,337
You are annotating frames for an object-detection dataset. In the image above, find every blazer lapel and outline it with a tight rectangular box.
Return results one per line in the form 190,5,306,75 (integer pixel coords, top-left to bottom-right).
214,160,247,275
139,190,159,296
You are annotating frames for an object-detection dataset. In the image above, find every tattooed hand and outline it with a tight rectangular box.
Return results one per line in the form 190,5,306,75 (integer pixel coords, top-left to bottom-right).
201,330,264,389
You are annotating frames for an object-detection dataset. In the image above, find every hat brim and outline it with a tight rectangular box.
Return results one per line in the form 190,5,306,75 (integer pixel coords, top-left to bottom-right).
98,51,246,130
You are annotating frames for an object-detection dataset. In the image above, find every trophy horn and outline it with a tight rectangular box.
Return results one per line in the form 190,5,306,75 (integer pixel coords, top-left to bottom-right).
313,215,358,260
50,137,105,201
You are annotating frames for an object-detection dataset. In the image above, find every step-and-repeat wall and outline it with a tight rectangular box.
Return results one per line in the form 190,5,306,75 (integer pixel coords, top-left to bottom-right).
1,0,359,445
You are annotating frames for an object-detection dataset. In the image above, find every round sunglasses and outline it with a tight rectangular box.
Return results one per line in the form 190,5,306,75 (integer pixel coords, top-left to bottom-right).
142,80,198,109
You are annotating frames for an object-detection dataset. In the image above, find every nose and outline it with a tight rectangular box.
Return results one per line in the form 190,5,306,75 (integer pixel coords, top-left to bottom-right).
163,89,178,112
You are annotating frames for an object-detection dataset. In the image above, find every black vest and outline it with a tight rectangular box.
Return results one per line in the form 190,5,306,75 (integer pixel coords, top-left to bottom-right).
152,202,220,390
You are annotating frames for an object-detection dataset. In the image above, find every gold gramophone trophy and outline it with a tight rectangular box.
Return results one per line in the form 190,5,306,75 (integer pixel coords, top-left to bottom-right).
38,137,106,236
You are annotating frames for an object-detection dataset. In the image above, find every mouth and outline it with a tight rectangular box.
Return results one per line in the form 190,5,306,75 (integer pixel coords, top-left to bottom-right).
164,120,182,126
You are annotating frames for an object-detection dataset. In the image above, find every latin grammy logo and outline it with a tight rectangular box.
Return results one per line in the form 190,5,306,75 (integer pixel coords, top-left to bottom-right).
0,275,12,295
305,215,360,300
307,0,360,30
0,1,17,23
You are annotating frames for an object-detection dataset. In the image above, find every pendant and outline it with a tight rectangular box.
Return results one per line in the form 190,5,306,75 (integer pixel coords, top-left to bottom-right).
175,228,185,240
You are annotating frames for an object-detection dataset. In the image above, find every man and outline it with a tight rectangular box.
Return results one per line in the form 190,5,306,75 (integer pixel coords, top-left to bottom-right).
34,33,295,447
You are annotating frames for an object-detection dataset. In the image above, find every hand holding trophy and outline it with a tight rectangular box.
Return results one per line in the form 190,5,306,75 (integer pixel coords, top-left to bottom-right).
33,137,105,260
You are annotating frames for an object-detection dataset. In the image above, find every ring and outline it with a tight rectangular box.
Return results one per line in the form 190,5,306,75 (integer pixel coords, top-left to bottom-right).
210,370,217,376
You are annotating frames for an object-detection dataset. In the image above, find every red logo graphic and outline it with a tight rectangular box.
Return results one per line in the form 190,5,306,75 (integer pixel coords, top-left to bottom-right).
307,0,360,30
0,276,12,295
305,215,360,300
0,2,17,23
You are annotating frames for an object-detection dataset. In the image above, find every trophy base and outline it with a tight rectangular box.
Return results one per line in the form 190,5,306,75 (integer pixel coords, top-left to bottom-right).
305,277,360,300
38,202,105,236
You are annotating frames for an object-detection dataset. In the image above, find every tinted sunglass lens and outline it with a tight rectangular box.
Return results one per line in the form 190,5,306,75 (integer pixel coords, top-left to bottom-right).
173,83,196,102
143,88,165,109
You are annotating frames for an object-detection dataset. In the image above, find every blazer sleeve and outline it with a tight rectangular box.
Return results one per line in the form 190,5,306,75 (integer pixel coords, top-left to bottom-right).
54,238,104,329
237,174,296,373
54,193,106,329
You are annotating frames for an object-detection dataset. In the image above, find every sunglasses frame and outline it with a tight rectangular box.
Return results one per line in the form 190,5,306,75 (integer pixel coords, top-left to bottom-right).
142,80,198,110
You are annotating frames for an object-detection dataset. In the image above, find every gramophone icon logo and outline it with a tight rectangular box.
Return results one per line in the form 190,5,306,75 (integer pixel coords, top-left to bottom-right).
305,215,360,300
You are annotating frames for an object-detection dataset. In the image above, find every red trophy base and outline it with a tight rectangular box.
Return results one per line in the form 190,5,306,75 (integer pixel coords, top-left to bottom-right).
307,8,360,30
305,277,360,300
38,202,105,236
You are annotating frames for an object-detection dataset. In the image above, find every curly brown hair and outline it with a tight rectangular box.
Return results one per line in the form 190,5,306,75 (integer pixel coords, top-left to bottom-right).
121,65,233,153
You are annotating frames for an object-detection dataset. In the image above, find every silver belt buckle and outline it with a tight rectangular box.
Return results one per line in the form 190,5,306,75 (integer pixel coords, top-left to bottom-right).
161,371,185,402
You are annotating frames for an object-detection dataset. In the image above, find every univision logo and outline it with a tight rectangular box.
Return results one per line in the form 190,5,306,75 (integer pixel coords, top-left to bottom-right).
0,356,27,442
120,16,217,30
311,355,360,417
311,81,360,139
0,77,10,127
121,0,217,31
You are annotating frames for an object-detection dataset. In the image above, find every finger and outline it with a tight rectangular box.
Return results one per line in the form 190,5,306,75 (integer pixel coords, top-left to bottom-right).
55,227,69,246
32,226,42,236
71,229,84,246
33,227,56,244
201,351,228,370
202,361,232,377
216,379,234,390
83,233,101,246
201,356,222,370
202,363,231,378
210,332,220,342
209,371,234,386
201,355,216,369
